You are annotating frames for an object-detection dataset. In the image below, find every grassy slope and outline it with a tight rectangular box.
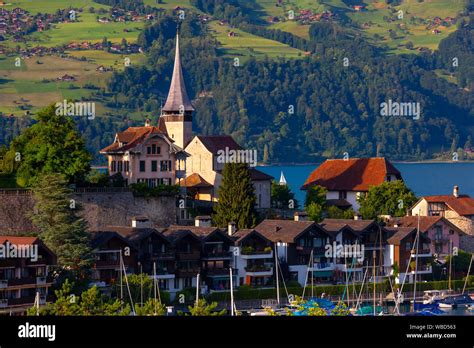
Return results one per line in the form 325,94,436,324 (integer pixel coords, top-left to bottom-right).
209,21,304,61
256,0,466,53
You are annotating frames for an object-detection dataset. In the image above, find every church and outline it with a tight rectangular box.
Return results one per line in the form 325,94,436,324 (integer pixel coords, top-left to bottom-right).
100,31,273,216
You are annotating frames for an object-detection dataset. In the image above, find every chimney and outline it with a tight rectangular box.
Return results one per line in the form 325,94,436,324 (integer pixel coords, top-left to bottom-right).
227,222,236,236
195,216,212,227
132,216,150,228
453,185,459,198
145,118,151,127
294,212,308,222
354,214,361,221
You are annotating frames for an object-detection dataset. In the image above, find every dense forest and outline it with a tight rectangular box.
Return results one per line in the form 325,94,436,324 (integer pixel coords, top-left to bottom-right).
100,14,474,163
1,4,473,164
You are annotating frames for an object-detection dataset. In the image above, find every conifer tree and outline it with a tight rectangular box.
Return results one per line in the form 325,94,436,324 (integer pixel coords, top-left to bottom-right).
213,163,257,229
30,173,93,270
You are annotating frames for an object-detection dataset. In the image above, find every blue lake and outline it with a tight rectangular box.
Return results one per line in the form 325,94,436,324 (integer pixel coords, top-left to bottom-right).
257,162,474,204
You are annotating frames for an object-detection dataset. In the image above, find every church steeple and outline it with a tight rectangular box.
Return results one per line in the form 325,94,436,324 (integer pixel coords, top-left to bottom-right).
162,30,194,113
160,29,194,150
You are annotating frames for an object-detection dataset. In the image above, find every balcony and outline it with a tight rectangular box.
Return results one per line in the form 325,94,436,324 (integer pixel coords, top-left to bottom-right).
309,263,335,272
411,250,432,257
93,259,120,269
415,265,432,274
295,246,326,256
0,299,7,308
151,252,175,260
176,268,200,278
151,269,175,280
241,248,273,260
205,268,236,277
245,265,273,276
202,251,232,260
177,251,201,260
5,277,37,287
36,276,47,286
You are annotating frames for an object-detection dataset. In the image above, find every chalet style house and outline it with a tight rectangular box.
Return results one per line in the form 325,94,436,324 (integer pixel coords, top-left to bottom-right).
387,216,465,257
100,31,272,209
0,237,56,314
301,158,402,211
410,186,474,236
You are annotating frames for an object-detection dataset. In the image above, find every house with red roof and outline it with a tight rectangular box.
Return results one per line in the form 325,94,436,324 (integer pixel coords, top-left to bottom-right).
410,186,474,242
301,158,402,211
388,215,465,257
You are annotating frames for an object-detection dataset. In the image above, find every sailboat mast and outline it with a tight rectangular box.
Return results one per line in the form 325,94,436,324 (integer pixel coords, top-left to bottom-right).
119,250,123,307
372,249,376,316
230,267,234,316
275,243,280,306
195,273,200,306
463,254,473,294
311,249,314,299
413,215,420,311
448,239,453,291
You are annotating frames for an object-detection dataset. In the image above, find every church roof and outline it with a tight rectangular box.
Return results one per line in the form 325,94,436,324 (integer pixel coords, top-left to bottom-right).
196,135,242,154
162,32,194,113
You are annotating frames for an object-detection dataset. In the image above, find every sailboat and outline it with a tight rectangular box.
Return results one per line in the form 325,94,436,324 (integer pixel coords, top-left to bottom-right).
440,254,474,310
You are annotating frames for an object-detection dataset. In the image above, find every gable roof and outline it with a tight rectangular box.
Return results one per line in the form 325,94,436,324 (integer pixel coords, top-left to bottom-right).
249,168,274,181
301,157,401,191
386,227,417,245
89,231,137,250
320,219,376,233
254,219,316,244
421,195,474,216
232,229,272,244
100,126,183,154
390,216,465,235
179,173,213,188
195,135,242,155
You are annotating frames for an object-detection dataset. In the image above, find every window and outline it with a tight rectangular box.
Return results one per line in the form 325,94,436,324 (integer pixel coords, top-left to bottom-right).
174,278,179,289
449,229,454,235
151,160,157,172
339,191,347,199
168,160,172,171
139,161,146,172
111,161,116,172
160,160,168,171
386,176,392,182
405,242,411,251
124,161,129,172
435,244,442,253
435,226,442,241
117,161,123,172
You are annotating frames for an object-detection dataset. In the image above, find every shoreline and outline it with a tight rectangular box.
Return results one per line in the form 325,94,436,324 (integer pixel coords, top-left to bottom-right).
258,160,474,167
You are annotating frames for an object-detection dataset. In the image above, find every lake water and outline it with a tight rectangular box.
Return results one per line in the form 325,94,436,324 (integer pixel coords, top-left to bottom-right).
257,162,474,204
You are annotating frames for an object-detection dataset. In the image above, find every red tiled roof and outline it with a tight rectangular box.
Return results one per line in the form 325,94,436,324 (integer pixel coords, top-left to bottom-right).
423,195,474,216
100,126,170,154
0,236,37,245
197,135,242,155
301,158,401,191
386,227,417,245
391,216,465,235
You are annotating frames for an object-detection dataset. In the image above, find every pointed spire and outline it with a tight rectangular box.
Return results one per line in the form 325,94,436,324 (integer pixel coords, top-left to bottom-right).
162,30,194,113
279,171,287,185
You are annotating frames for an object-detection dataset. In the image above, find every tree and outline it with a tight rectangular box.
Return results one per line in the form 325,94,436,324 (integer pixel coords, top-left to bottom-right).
304,185,327,222
358,180,417,219
29,279,131,316
213,163,257,229
326,206,355,219
29,173,93,270
185,299,226,316
271,181,298,209
7,104,92,187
